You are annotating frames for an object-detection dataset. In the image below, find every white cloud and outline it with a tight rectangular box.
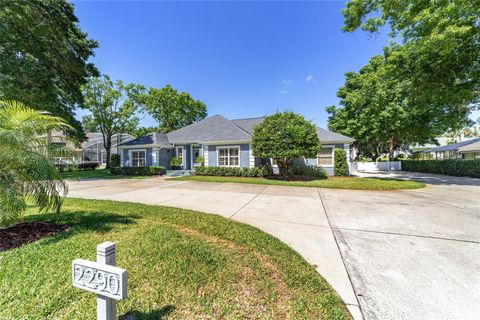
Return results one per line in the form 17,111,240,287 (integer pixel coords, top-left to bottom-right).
280,90,288,95
305,75,317,84
281,79,293,86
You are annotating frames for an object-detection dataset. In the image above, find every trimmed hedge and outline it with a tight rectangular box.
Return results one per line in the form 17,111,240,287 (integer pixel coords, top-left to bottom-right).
401,159,480,178
55,162,99,172
110,154,121,167
78,163,99,171
334,148,348,176
110,166,166,176
194,165,272,177
287,164,328,179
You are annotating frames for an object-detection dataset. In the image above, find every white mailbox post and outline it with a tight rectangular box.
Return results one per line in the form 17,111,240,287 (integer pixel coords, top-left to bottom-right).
72,242,127,320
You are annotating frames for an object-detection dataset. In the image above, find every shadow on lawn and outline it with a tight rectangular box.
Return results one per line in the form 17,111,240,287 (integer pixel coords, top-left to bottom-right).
120,305,175,320
23,210,141,243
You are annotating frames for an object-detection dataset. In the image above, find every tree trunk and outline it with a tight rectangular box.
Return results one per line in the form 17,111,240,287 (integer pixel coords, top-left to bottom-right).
388,137,396,161
104,135,112,169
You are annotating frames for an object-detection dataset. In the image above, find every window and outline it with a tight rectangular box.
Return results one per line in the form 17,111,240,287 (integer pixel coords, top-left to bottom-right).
317,147,333,166
176,147,183,165
131,150,146,167
218,147,239,167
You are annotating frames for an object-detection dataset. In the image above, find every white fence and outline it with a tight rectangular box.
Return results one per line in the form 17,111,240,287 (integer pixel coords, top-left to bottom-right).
355,161,402,172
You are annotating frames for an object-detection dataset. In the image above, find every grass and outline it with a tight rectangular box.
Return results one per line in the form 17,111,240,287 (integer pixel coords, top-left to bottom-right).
0,198,350,320
174,175,425,190
61,169,150,180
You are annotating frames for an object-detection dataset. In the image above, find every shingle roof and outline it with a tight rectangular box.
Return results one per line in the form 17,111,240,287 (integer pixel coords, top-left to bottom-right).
231,117,264,135
425,138,480,153
167,115,252,143
117,132,172,148
117,115,354,147
316,127,354,144
458,140,480,153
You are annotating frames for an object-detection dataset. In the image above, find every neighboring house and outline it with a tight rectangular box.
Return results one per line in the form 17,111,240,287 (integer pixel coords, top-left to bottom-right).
411,134,466,154
81,133,134,165
44,130,83,162
116,115,354,175
44,131,134,165
415,138,480,160
458,141,480,159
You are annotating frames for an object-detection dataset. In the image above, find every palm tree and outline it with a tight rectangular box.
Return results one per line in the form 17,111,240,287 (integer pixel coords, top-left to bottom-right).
0,100,70,227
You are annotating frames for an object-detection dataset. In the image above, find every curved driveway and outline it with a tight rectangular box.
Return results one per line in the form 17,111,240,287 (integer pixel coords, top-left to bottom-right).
66,172,480,320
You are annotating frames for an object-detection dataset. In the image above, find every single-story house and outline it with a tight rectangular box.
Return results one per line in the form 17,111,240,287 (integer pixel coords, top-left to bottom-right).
415,138,480,160
116,115,354,175
458,141,480,159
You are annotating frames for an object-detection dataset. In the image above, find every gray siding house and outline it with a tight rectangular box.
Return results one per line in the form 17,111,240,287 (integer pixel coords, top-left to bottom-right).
116,115,354,175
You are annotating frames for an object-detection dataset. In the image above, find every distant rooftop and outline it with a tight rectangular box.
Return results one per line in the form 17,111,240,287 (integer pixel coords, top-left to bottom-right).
424,138,480,153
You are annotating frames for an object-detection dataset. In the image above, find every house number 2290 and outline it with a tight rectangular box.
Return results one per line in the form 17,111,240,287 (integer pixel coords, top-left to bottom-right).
74,265,120,295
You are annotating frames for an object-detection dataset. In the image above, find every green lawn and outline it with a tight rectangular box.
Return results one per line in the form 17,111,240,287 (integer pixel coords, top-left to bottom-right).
61,169,150,180
0,198,350,320
174,175,425,190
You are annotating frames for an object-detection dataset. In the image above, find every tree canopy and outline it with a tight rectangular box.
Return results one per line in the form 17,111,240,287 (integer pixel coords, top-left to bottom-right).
0,100,69,227
327,53,461,160
82,76,144,168
330,0,480,159
0,0,98,141
342,0,479,127
142,85,207,133
252,111,320,175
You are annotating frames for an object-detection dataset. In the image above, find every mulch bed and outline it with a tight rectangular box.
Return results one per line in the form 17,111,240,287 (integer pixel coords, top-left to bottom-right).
0,221,70,252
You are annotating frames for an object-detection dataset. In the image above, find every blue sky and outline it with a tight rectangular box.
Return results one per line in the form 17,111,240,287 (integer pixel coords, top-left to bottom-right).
73,0,393,128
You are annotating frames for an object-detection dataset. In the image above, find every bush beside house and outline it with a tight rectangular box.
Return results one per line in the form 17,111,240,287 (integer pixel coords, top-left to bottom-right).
170,156,182,169
252,111,321,176
56,162,99,172
110,154,121,167
402,159,480,178
110,166,166,176
287,165,328,179
334,148,348,176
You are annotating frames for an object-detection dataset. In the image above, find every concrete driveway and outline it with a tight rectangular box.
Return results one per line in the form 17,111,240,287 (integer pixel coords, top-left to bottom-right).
66,172,480,320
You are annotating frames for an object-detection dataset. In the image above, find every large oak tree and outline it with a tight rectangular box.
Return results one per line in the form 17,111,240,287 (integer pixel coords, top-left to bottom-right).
342,0,479,133
0,0,98,141
82,76,144,168
142,85,207,133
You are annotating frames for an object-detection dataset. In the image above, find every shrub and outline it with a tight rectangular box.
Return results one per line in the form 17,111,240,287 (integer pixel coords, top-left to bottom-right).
110,166,166,176
170,156,182,169
78,163,99,171
334,148,348,176
401,159,480,178
194,165,272,177
55,163,74,172
252,111,321,176
110,154,121,167
287,164,328,179
195,156,205,166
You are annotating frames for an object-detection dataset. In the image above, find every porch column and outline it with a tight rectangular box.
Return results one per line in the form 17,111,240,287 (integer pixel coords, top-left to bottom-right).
248,144,255,168
119,149,124,167
204,145,209,167
152,148,159,166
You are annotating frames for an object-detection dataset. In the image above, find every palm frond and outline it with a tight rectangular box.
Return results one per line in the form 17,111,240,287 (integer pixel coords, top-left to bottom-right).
0,100,71,226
